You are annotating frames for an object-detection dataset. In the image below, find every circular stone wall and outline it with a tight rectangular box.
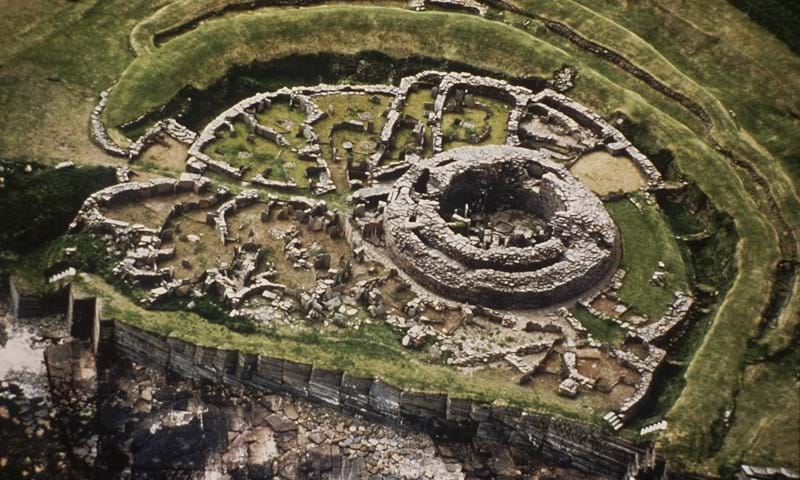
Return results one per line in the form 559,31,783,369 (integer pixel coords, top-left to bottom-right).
383,145,619,308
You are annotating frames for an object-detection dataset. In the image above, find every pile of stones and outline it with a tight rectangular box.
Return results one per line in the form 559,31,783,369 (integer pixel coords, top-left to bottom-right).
0,302,71,478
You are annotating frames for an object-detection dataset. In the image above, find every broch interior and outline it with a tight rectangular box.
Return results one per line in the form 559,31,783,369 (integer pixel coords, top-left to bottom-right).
383,145,619,309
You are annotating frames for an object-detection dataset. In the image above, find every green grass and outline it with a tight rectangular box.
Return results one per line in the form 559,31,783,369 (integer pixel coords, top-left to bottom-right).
328,129,378,170
512,0,800,217
403,88,435,121
562,0,800,187
729,0,800,53
0,0,795,474
714,347,800,470
10,0,169,92
572,304,625,346
606,195,689,320
0,0,87,63
312,93,390,142
255,100,308,144
103,7,567,127
0,0,168,164
510,0,800,471
74,273,609,419
442,96,510,150
3,233,112,296
502,4,800,406
129,0,251,56
204,121,308,185
0,162,117,253
760,281,800,356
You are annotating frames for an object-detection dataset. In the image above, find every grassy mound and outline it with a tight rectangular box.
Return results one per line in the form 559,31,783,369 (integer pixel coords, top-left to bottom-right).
104,7,566,127
99,5,795,473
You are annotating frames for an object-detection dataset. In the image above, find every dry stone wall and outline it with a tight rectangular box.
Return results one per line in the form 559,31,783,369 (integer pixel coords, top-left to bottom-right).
383,145,619,308
8,280,71,319
91,90,197,159
408,0,488,16
105,318,661,479
92,72,663,199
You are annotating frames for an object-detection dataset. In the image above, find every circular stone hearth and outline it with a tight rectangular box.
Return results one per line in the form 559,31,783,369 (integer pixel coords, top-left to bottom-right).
383,145,619,309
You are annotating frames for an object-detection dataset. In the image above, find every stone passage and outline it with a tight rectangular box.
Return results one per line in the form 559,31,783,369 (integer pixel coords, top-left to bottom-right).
383,145,618,308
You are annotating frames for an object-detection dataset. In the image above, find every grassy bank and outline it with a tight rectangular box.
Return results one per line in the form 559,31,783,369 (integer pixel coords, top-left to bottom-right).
103,7,568,127
566,0,800,184
606,196,689,320
74,273,607,420
0,0,167,165
0,162,116,252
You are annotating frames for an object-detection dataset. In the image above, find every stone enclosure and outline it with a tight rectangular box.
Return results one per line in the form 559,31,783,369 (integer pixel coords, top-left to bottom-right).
79,71,694,431
383,145,618,309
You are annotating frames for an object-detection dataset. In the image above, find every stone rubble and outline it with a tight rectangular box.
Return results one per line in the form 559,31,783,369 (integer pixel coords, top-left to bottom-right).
90,89,198,159
93,357,466,480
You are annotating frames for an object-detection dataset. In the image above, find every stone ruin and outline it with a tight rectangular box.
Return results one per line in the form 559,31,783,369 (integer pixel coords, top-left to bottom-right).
92,71,663,198
79,71,693,429
383,145,618,308
408,0,488,16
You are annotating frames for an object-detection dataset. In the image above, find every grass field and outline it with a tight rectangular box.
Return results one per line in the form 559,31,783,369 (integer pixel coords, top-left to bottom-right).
203,121,308,185
606,196,689,320
571,304,625,346
1,0,797,474
0,0,167,165
715,347,800,471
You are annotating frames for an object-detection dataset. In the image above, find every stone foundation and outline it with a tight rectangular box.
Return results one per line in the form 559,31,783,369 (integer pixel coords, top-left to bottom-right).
383,146,619,308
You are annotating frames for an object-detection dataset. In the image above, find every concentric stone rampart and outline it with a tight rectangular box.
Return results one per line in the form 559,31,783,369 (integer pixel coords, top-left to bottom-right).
383,145,618,308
